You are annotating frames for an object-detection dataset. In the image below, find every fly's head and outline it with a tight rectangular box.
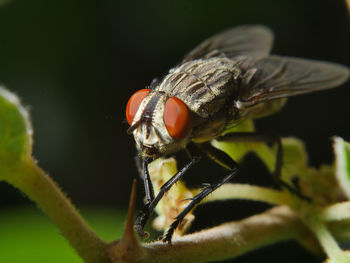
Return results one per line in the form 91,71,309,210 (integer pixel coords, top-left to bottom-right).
126,89,192,158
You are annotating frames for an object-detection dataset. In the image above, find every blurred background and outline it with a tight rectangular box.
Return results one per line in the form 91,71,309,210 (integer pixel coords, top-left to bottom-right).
0,0,349,262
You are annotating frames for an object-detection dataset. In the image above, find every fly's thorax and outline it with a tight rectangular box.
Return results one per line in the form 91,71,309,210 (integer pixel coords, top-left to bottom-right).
158,57,241,119
147,57,243,145
131,91,191,158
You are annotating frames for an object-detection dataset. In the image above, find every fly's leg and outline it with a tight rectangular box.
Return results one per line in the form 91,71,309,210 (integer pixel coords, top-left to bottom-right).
143,158,155,203
134,155,145,181
163,169,238,244
218,132,310,200
219,132,283,185
135,155,154,202
163,142,239,244
135,155,201,238
134,158,154,238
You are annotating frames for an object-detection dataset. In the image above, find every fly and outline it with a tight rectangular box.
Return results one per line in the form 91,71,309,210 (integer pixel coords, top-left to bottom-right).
125,25,350,244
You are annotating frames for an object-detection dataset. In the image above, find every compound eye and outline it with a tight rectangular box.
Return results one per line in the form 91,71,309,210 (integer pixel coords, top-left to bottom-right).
126,89,151,125
163,97,191,139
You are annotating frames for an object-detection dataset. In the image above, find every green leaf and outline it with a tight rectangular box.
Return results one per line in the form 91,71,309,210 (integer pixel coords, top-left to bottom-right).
211,119,256,162
334,136,350,199
0,86,33,164
279,137,309,182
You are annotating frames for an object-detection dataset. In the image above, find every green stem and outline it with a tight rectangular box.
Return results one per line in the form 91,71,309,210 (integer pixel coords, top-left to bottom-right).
199,183,302,208
307,221,343,259
6,159,108,263
321,201,350,222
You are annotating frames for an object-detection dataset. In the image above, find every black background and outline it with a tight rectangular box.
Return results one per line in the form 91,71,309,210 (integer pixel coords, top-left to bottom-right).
0,0,349,262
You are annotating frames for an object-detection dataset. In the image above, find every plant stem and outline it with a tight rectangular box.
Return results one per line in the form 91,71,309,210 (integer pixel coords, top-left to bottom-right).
199,183,302,207
321,201,350,221
307,221,343,259
137,206,319,263
6,159,108,263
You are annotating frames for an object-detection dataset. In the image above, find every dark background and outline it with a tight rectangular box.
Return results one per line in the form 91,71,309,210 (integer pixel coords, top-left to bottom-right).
0,0,349,262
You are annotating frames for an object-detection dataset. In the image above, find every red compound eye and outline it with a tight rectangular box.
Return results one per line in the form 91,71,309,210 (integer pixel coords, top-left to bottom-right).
163,97,191,139
126,89,151,125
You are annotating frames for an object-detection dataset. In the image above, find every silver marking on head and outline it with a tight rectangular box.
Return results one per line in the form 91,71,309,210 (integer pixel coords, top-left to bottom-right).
131,92,174,156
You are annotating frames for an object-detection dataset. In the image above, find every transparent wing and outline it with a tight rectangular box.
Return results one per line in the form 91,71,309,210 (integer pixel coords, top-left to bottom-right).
182,25,274,63
237,56,350,106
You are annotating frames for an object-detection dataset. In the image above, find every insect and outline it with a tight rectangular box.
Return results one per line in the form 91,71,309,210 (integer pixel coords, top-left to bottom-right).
125,25,350,243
